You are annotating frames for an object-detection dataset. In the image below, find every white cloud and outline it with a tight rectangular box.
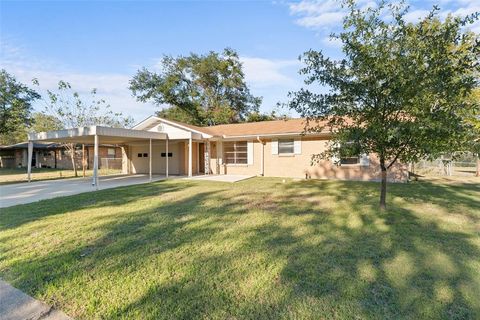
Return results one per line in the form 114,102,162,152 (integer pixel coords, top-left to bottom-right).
404,9,431,23
321,35,343,48
289,0,480,33
289,0,344,29
0,40,155,124
289,0,376,29
240,57,301,88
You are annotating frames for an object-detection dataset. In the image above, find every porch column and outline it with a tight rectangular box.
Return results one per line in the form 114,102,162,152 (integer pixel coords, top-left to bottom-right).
196,142,200,174
217,140,223,175
205,141,210,175
92,134,99,189
188,135,193,177
165,136,169,179
82,144,86,179
27,140,33,182
149,138,152,181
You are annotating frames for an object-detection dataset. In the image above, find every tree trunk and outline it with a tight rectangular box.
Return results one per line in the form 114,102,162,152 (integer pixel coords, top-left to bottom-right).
379,159,387,211
68,144,78,177
476,156,480,177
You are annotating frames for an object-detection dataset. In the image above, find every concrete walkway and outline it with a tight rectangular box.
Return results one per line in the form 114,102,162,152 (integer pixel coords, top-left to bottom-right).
0,174,168,208
0,280,71,320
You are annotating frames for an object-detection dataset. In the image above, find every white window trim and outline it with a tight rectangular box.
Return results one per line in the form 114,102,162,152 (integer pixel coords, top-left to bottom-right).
247,141,254,165
271,139,278,155
223,141,248,165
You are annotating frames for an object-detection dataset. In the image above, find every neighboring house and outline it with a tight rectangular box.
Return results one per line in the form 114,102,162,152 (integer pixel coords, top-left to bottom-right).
26,117,408,182
0,142,122,170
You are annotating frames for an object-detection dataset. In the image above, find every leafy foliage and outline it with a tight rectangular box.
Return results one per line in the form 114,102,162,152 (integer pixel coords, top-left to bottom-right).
38,80,134,129
288,0,479,209
36,80,134,176
130,48,262,126
30,112,63,133
0,70,40,144
245,110,286,122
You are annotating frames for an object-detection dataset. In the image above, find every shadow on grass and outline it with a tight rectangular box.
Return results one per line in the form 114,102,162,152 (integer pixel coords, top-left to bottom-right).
1,178,479,319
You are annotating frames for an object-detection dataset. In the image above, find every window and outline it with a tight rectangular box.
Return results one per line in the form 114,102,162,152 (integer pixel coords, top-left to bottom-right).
224,141,247,164
339,142,360,165
340,156,360,165
137,153,143,158
107,148,115,158
143,153,148,158
161,152,173,157
278,139,294,154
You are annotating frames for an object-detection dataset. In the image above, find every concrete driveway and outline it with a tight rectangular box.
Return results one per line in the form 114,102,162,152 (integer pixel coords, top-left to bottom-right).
0,174,167,208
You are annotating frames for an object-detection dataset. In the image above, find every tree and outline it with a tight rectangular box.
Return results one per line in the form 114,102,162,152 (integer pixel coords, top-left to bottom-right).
155,106,199,125
245,110,284,122
288,0,479,210
30,112,63,133
37,80,134,176
463,89,480,176
130,48,262,126
0,70,40,145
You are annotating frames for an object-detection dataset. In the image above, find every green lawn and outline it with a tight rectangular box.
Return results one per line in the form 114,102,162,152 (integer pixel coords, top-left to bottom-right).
0,178,479,319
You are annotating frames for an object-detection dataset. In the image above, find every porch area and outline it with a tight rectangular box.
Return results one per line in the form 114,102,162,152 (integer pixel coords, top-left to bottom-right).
26,125,208,189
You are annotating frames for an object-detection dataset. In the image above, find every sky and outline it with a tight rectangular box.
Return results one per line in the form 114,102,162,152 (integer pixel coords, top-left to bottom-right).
1,0,479,124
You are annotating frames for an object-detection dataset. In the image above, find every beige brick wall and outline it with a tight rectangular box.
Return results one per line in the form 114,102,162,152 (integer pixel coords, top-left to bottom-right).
209,137,408,182
32,146,122,170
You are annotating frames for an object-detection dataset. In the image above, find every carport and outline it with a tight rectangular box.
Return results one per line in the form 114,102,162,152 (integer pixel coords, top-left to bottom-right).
27,126,168,188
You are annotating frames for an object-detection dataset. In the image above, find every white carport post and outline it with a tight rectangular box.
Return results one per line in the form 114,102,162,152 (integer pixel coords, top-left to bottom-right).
165,136,169,179
92,134,99,189
27,140,33,182
149,138,152,182
188,135,193,177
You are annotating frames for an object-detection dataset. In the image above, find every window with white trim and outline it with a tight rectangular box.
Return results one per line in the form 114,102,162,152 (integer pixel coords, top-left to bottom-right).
224,141,247,164
340,155,360,165
278,139,294,154
107,148,115,159
339,141,360,165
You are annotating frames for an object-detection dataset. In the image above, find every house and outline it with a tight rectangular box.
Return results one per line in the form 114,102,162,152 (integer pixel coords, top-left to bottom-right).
26,117,407,184
0,142,122,170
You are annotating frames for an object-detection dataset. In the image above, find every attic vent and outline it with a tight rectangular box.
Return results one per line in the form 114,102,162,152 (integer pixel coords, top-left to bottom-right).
157,124,164,132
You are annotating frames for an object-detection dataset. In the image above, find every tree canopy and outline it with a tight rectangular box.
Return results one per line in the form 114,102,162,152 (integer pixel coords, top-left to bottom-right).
38,80,134,129
288,0,479,209
0,70,40,145
30,112,63,133
130,48,262,126
36,80,133,176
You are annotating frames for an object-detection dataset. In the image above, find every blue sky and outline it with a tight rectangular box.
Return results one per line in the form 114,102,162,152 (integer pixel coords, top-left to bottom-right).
1,0,478,123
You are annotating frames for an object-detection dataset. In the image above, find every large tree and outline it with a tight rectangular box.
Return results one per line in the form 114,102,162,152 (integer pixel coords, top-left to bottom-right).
288,1,479,210
130,48,262,126
463,88,480,176
37,80,133,176
0,70,40,145
30,112,63,133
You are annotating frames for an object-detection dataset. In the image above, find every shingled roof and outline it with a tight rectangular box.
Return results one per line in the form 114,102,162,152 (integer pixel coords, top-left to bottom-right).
165,118,331,137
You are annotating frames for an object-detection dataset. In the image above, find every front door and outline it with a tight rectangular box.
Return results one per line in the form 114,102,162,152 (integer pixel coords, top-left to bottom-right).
199,143,205,174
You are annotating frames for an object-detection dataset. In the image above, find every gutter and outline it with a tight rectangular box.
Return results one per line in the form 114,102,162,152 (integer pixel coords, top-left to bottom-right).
257,136,265,176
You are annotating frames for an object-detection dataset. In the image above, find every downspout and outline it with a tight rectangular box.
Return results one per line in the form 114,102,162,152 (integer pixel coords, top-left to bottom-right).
257,136,264,176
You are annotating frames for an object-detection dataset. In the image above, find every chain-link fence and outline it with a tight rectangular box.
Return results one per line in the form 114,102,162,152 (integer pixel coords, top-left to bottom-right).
100,158,122,175
414,153,477,177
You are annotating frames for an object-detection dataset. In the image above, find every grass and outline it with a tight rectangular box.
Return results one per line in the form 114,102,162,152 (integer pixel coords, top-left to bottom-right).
0,177,479,319
0,167,122,185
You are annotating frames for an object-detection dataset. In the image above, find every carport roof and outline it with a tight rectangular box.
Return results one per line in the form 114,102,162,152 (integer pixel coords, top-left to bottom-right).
27,126,167,144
